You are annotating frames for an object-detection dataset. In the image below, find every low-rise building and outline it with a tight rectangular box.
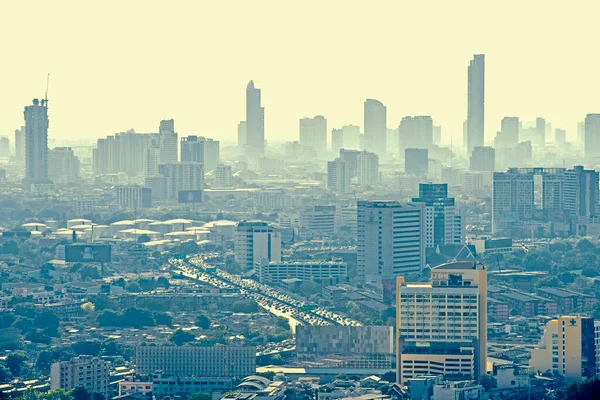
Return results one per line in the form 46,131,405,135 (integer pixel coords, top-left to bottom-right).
255,259,347,284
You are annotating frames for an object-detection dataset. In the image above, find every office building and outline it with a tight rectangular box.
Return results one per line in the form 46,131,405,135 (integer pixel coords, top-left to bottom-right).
535,117,546,146
364,99,387,156
327,158,351,194
50,356,109,398
14,126,25,161
158,119,178,163
412,184,463,248
255,259,347,284
296,326,394,369
555,128,566,145
494,117,519,149
399,116,433,151
357,150,379,186
584,114,600,160
24,98,51,185
158,163,204,201
180,136,220,172
0,137,9,158
214,164,233,187
470,146,495,172
151,375,233,399
116,186,152,209
530,316,597,383
578,121,585,148
299,205,336,236
237,121,247,150
331,128,344,155
357,201,426,283
234,221,282,270
405,148,428,175
339,149,360,177
396,261,487,384
48,147,80,185
136,345,256,378
245,80,265,157
432,125,442,145
337,125,360,150
299,115,327,155
466,54,485,153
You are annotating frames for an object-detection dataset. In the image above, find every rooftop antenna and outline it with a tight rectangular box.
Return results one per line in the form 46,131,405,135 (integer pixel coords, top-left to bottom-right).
44,73,50,101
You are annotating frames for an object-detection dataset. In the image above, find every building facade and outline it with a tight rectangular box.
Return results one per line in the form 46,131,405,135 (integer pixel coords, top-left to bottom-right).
50,356,109,398
364,99,387,157
466,54,485,154
255,259,347,284
234,221,282,270
24,98,51,185
412,183,463,248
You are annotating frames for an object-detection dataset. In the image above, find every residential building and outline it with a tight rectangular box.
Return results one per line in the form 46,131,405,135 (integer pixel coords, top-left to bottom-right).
466,54,485,154
357,201,426,283
14,126,25,161
24,98,51,185
158,119,178,163
255,259,347,284
0,136,9,158
412,183,463,248
399,116,433,151
405,148,428,175
470,146,495,172
158,162,204,201
364,99,387,156
357,150,379,186
135,345,256,378
50,356,109,398
327,158,351,194
396,261,487,384
331,128,344,155
299,205,336,237
238,121,247,150
234,221,282,270
116,186,152,209
48,147,80,184
555,128,567,145
494,117,519,149
245,80,265,157
180,136,220,172
214,164,233,187
299,115,327,155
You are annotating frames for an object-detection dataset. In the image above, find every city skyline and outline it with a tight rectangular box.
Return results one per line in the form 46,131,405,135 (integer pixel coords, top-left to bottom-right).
1,1,599,143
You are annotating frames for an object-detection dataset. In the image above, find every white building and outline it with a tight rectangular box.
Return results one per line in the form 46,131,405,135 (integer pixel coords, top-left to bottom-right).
158,162,204,201
432,381,485,400
357,150,379,186
396,261,487,384
50,356,109,398
214,164,233,188
357,201,425,283
299,115,327,155
327,158,351,194
299,205,336,237
116,186,152,209
255,259,347,284
234,221,282,270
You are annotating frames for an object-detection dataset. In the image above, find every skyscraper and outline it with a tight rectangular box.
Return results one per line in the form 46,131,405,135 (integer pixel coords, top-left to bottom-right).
299,115,327,155
357,201,425,283
396,261,487,384
180,136,220,172
48,147,80,185
535,117,546,146
158,162,204,201
234,221,281,270
494,117,519,149
327,158,351,194
245,80,265,157
584,114,600,160
399,116,433,151
466,54,485,154
331,128,344,155
356,150,379,186
14,126,25,162
158,119,178,163
412,184,463,248
404,148,428,175
237,121,247,150
470,146,495,172
364,99,387,157
24,98,51,185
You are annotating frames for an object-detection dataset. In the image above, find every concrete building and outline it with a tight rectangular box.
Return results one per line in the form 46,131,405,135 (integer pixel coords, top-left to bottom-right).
432,381,485,400
466,54,485,154
364,99,387,157
396,261,487,384
116,186,152,209
299,205,336,237
234,221,282,270
180,136,220,172
494,117,519,149
158,119,178,163
158,162,204,201
535,117,546,146
255,259,347,284
530,316,597,383
14,126,25,161
214,164,233,187
357,201,426,283
585,114,600,161
151,374,233,399
299,115,327,155
24,98,51,185
135,345,256,378
48,147,80,184
93,131,153,176
399,116,433,151
245,80,265,157
296,326,394,369
50,356,109,398
555,128,567,145
412,184,463,248
405,148,428,175
357,150,379,186
0,136,9,158
238,121,247,150
331,128,344,155
327,158,351,194
470,146,495,172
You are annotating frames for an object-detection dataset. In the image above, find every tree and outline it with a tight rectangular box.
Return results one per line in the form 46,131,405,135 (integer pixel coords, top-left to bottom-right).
72,341,102,356
188,394,211,400
0,363,12,382
34,310,60,329
6,353,26,376
380,371,395,382
70,387,91,400
153,312,172,326
125,282,142,293
81,302,95,314
97,311,119,327
232,299,259,313
169,329,195,346
137,234,151,243
79,266,101,280
157,277,170,289
35,350,57,373
195,315,211,330
91,294,116,311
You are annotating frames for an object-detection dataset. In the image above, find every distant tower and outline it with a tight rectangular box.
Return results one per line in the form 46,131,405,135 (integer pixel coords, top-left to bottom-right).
299,115,327,155
467,54,485,154
245,81,265,157
24,98,51,185
364,99,387,157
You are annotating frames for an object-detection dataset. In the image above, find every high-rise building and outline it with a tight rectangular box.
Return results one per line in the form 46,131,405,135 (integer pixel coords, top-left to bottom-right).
396,261,487,384
158,119,178,163
339,125,360,150
0,137,10,158
494,117,519,149
331,128,344,155
116,186,152,209
234,221,282,270
530,316,597,383
180,136,220,172
327,158,351,194
405,148,428,175
51,356,109,398
412,184,463,248
158,163,204,201
299,205,336,237
357,201,425,283
466,54,485,154
93,131,154,176
339,149,360,178
578,121,585,149
399,116,433,151
14,126,25,161
364,99,387,156
555,128,567,145
433,125,442,145
237,121,247,150
299,115,327,155
214,164,233,188
24,98,51,185
245,80,265,157
48,147,80,185
535,117,546,146
357,150,379,186
584,114,600,160
470,146,495,172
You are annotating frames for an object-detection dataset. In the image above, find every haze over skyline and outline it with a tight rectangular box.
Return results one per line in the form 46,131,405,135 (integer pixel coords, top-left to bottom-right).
1,1,598,144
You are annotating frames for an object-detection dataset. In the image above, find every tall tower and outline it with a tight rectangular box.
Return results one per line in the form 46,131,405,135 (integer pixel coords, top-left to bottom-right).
364,99,387,157
158,119,178,163
24,98,51,185
467,54,485,154
245,80,265,157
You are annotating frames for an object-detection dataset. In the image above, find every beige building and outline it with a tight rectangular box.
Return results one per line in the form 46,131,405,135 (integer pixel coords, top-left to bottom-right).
50,356,109,398
530,316,597,383
396,261,487,384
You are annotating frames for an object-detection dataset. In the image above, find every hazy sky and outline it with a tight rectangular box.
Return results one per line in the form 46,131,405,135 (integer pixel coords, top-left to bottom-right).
1,1,599,145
